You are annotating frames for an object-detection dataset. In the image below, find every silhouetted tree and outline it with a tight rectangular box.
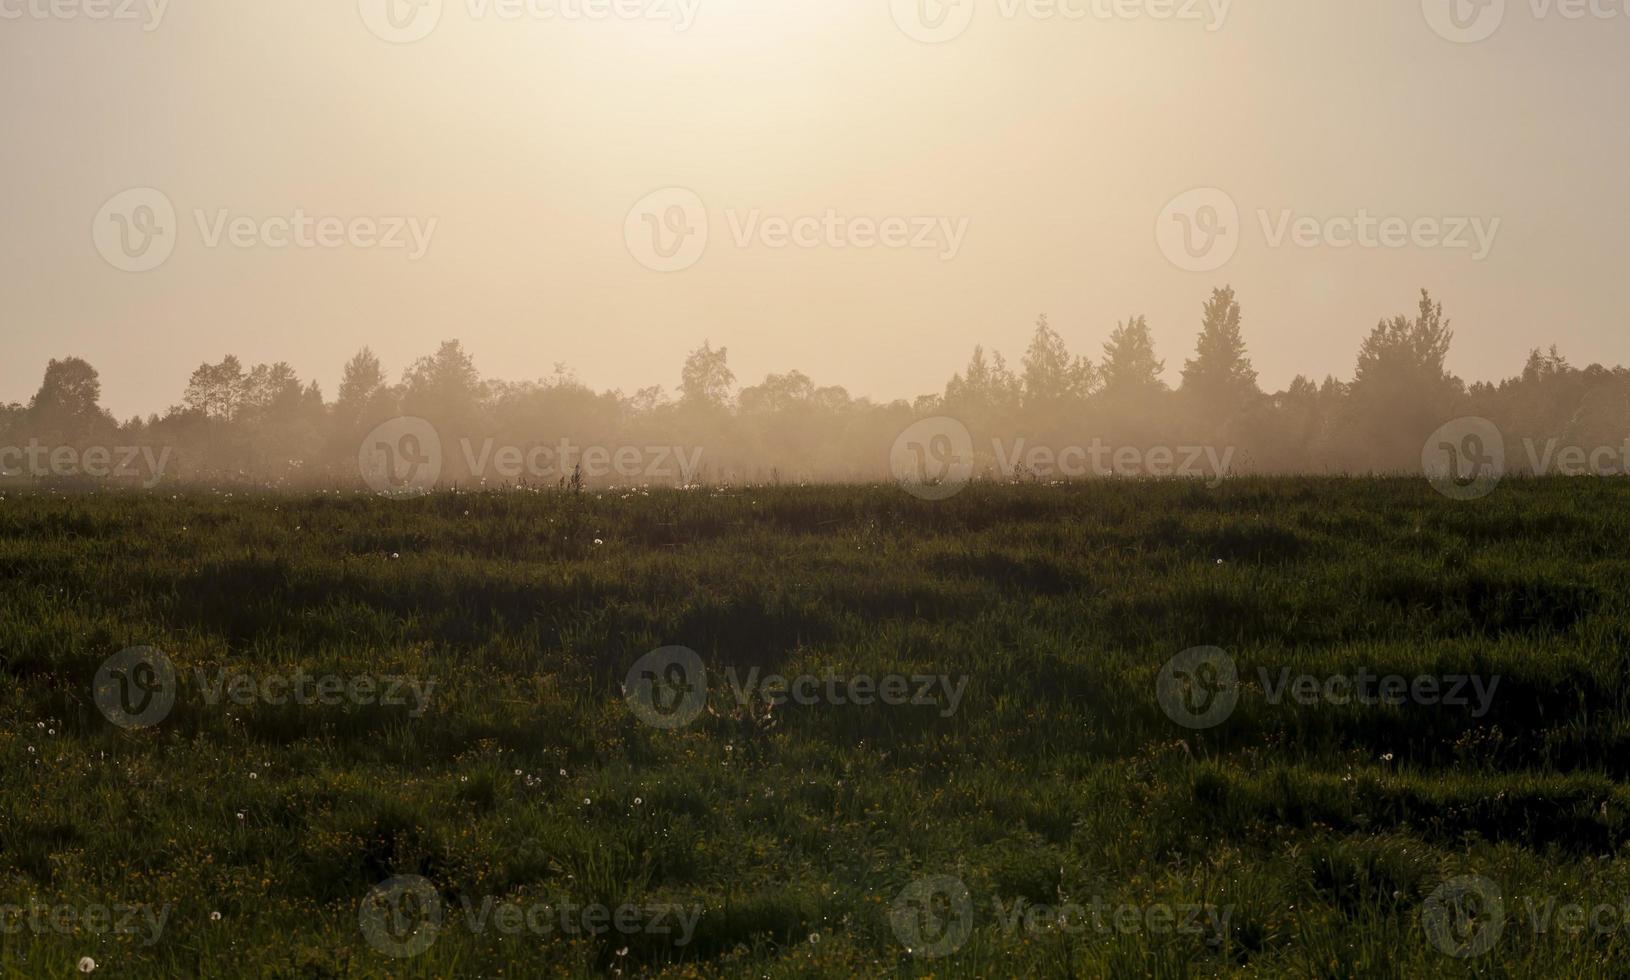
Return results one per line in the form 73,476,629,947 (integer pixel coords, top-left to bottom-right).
27,357,113,441
680,341,735,409
184,356,248,421
1100,316,1166,395
1021,315,1096,407
1181,286,1259,418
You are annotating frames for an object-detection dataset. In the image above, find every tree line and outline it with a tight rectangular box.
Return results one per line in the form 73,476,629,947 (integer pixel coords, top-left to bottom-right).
4,287,1627,487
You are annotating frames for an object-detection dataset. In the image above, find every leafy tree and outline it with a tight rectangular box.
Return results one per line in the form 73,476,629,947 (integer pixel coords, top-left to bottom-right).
944,345,1021,414
1352,289,1455,397
1181,286,1259,416
1100,316,1166,395
680,341,735,409
28,357,114,440
183,356,248,421
738,371,815,415
335,348,389,425
401,340,486,425
1338,290,1462,469
1021,315,1096,406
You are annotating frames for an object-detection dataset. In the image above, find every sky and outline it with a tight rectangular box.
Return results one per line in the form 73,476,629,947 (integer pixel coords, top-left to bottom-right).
2,0,1627,420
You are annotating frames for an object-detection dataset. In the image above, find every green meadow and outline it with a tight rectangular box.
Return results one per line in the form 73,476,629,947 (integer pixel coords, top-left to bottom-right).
3,477,1628,977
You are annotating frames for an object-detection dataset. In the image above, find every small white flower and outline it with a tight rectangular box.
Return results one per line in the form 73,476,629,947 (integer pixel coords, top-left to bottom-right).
78,957,97,973
210,911,222,922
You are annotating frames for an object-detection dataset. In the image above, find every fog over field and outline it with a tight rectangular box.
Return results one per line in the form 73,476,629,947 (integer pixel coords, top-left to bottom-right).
4,3,1630,978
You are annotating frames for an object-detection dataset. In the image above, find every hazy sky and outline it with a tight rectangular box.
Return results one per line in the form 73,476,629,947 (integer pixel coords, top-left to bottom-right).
3,0,1627,419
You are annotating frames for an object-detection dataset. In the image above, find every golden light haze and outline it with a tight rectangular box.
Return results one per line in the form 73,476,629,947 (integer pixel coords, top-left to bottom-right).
3,0,1627,418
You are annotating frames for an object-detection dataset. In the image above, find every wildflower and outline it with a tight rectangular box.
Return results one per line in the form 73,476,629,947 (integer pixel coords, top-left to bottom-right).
210,911,222,922
78,958,97,973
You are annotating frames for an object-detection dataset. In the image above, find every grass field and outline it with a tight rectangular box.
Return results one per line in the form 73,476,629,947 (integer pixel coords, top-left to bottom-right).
3,477,1630,977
